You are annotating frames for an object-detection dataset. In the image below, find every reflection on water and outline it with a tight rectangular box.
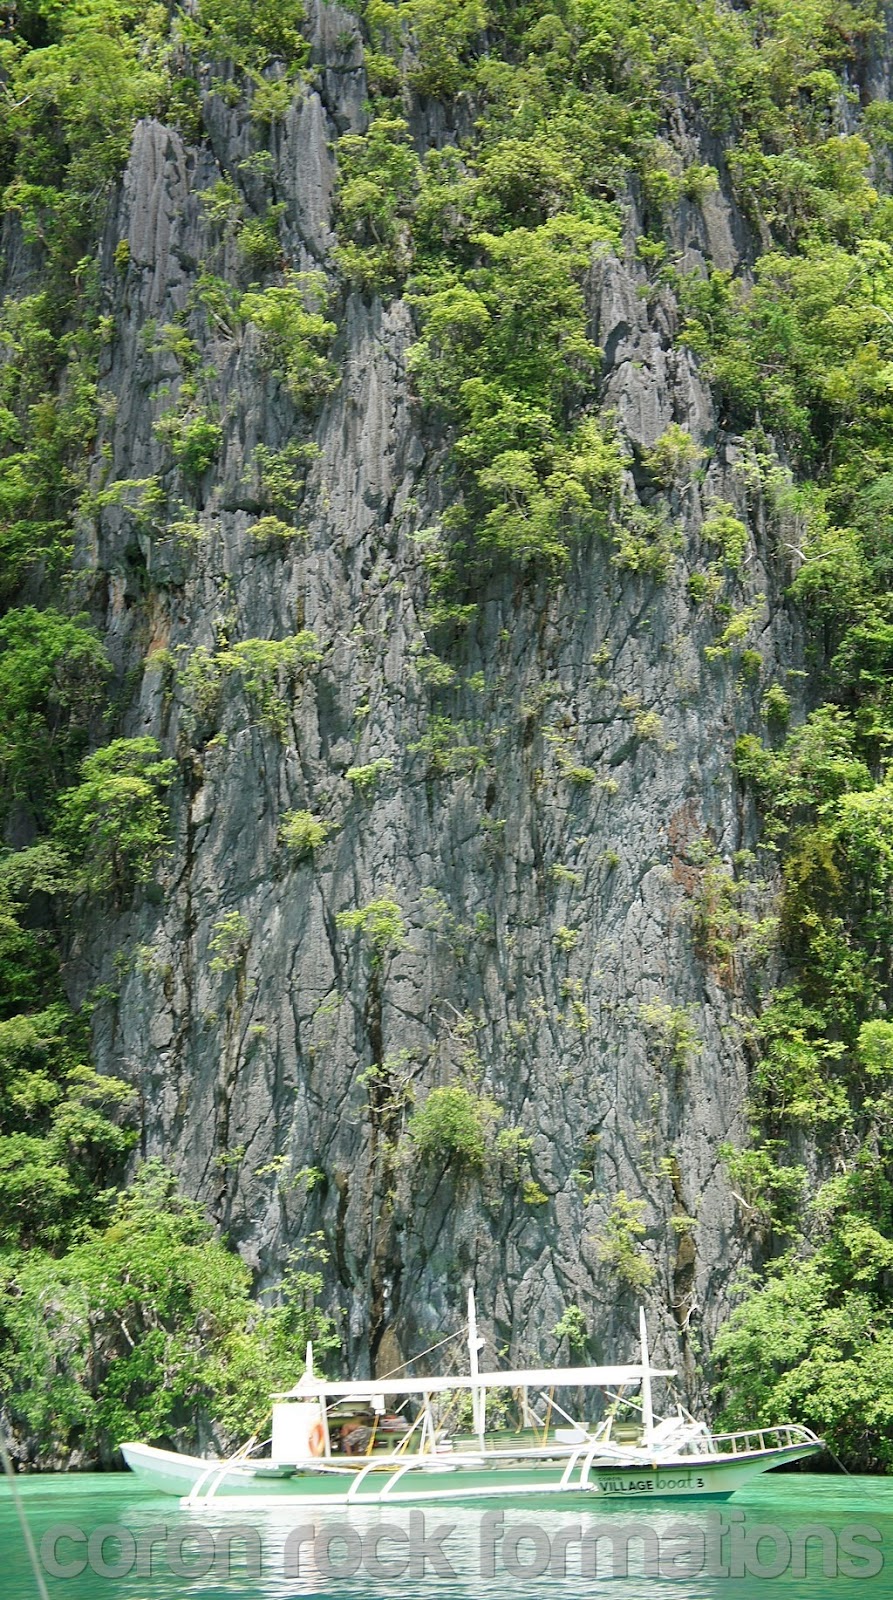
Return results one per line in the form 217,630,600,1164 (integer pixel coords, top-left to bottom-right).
1,1471,891,1600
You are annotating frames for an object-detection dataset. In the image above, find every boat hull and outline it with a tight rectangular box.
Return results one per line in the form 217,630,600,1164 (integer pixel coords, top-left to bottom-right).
120,1440,821,1508
120,1443,300,1497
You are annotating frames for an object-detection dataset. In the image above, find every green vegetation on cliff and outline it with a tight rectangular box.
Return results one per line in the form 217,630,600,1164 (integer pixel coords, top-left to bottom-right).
339,0,893,1472
1,1163,336,1462
2,0,893,1472
336,0,883,585
0,0,333,1461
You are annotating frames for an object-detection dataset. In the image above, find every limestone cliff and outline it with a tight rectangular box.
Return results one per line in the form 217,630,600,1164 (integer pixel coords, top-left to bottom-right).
10,2,824,1398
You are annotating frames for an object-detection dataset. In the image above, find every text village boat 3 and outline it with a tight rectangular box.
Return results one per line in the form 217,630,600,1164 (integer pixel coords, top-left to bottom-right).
120,1293,823,1507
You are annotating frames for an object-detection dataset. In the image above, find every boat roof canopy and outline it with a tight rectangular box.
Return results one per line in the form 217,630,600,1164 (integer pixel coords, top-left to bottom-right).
273,1363,675,1401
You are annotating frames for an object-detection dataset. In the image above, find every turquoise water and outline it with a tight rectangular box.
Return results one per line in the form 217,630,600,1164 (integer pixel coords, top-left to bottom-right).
2,1471,892,1599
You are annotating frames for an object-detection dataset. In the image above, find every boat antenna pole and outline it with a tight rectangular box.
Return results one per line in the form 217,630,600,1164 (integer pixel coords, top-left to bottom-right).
639,1306,654,1452
467,1286,486,1451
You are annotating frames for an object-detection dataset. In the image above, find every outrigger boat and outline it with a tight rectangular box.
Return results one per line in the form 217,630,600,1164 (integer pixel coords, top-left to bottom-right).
121,1293,823,1506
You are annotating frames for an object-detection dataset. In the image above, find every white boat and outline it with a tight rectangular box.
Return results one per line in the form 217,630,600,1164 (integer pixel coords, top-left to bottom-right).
121,1295,823,1507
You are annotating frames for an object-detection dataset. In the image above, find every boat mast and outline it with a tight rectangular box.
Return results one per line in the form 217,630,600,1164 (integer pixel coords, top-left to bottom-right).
639,1306,654,1451
467,1286,486,1451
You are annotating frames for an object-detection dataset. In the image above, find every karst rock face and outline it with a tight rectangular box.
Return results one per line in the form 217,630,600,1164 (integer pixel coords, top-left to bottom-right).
16,1,819,1389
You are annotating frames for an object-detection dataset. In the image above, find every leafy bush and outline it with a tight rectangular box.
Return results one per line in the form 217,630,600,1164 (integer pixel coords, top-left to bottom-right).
190,0,311,70
248,514,296,544
761,683,791,726
250,441,319,516
199,177,243,231
608,500,679,578
53,737,177,897
222,634,322,735
0,1001,135,1250
553,1303,587,1354
408,717,489,775
333,116,421,288
365,0,487,99
336,895,406,955
178,633,322,741
641,423,702,487
237,205,286,272
156,411,223,479
345,757,393,791
242,274,338,406
0,292,100,592
408,217,623,568
0,608,110,822
719,1140,807,1239
703,595,766,664
0,1161,338,1462
593,1191,655,1290
2,2,167,249
686,842,777,984
857,1019,893,1079
407,1084,502,1168
638,999,702,1074
713,1165,893,1472
735,706,893,1044
208,911,250,974
701,501,747,569
750,989,850,1128
280,809,331,856
682,236,893,470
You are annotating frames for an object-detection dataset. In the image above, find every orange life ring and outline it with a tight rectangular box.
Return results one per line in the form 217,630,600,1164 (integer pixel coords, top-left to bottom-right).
308,1421,326,1457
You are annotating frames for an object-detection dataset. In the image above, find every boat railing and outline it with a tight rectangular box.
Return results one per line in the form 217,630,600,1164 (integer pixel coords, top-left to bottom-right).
709,1424,821,1455
179,1423,823,1506
185,1433,262,1506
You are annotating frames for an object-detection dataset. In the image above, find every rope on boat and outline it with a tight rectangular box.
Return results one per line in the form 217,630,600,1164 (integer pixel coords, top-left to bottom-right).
375,1326,467,1381
0,1426,50,1600
825,1446,893,1512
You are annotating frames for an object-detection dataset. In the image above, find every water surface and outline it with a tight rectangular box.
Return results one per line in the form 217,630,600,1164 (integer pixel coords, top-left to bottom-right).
2,1470,891,1599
